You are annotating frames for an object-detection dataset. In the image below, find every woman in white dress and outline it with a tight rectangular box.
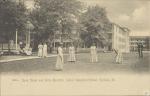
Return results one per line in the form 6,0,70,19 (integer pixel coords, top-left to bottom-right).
68,44,76,62
115,49,123,64
90,43,98,63
38,43,43,57
43,43,48,57
55,43,64,71
23,45,32,56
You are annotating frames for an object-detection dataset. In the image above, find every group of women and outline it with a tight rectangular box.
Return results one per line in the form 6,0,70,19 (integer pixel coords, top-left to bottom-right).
38,42,123,71
38,43,48,58
55,43,99,71
55,43,77,71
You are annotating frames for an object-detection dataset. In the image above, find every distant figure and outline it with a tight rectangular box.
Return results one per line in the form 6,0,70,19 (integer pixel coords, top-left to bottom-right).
68,44,76,62
43,43,48,57
90,43,98,63
49,43,53,53
23,46,32,56
114,49,123,64
137,41,143,58
55,43,64,71
10,40,14,49
38,43,43,57
19,41,25,50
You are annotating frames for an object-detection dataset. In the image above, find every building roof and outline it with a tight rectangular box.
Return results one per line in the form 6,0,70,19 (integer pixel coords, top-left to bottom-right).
130,32,150,37
112,23,130,32
130,36,150,39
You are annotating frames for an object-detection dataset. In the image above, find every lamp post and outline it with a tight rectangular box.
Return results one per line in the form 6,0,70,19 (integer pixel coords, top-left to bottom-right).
57,19,62,43
26,21,34,48
15,29,18,50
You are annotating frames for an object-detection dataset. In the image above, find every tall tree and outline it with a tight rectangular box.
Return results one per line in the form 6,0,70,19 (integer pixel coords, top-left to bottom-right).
0,0,27,51
30,0,82,46
79,5,112,47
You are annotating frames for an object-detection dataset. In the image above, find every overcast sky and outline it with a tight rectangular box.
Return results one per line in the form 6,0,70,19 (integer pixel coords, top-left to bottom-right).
26,0,150,36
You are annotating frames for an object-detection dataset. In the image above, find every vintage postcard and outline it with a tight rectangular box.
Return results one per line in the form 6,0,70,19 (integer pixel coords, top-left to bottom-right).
0,0,150,96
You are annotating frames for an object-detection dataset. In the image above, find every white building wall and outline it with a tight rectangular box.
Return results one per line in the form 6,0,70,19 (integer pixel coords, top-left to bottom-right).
112,24,130,53
126,32,130,52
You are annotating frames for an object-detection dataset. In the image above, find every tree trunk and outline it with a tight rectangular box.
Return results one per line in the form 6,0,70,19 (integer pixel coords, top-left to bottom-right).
1,42,4,51
8,40,11,54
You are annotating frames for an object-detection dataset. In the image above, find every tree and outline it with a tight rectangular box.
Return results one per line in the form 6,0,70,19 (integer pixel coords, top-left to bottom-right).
0,0,27,51
30,0,83,50
79,5,112,48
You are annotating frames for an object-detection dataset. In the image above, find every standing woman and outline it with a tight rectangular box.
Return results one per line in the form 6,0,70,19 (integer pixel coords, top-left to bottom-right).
90,43,98,63
43,42,48,57
137,41,143,58
115,49,123,64
55,43,64,71
38,43,43,57
68,43,76,62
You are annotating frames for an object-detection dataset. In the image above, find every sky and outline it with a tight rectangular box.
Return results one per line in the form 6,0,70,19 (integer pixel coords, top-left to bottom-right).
25,0,150,36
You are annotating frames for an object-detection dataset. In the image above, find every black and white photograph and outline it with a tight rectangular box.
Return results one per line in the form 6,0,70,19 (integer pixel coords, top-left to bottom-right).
0,0,150,96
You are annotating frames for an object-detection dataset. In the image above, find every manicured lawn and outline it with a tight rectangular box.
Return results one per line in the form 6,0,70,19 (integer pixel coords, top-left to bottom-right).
0,52,149,74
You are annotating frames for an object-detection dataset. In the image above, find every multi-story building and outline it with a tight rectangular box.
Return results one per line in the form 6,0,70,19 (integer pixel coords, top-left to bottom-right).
52,27,80,51
130,36,150,51
91,23,130,53
109,23,130,53
52,23,130,53
53,31,72,49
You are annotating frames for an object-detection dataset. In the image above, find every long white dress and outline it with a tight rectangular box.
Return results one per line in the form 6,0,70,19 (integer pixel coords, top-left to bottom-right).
116,49,123,64
38,44,43,57
68,46,76,62
43,44,48,57
90,46,98,63
24,46,32,56
56,47,64,70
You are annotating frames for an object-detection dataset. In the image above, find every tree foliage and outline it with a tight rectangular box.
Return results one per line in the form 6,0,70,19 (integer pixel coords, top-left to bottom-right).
30,0,83,43
0,0,27,41
79,5,112,47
